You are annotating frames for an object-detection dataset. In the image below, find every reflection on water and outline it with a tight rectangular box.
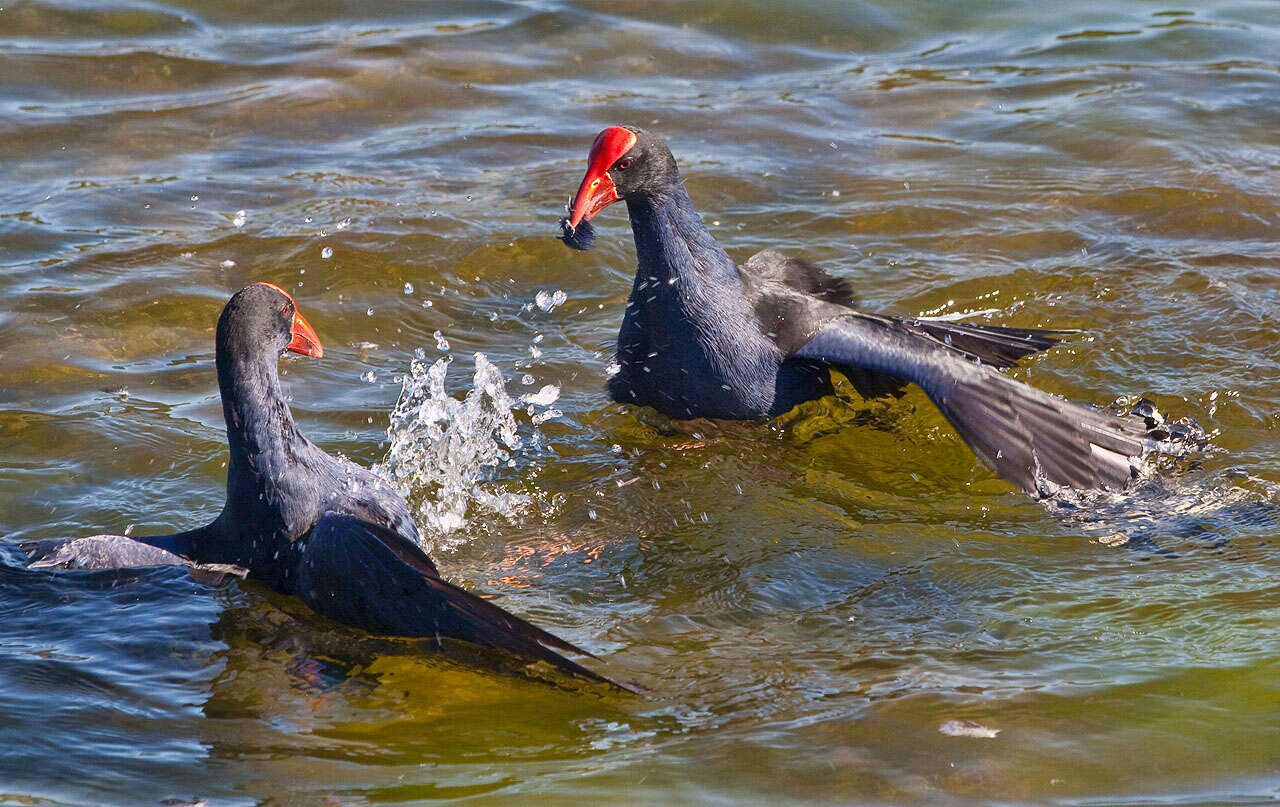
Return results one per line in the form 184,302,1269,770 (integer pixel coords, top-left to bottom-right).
1,0,1279,804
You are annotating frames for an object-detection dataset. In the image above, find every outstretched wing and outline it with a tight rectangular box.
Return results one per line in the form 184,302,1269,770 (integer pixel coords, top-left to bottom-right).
294,512,627,688
741,250,1074,400
22,534,246,583
24,535,190,569
792,316,1150,495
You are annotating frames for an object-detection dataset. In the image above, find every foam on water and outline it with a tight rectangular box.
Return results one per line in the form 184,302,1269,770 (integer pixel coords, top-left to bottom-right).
1028,398,1274,551
1044,468,1280,553
375,352,556,550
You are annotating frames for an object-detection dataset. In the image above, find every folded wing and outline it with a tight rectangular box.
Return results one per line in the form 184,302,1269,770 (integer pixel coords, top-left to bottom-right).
295,512,624,687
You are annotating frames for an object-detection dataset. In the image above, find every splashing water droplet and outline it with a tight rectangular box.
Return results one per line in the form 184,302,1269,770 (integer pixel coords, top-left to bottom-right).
232,210,246,228
361,370,376,383
336,217,351,230
433,330,450,351
375,354,539,547
403,282,414,295
534,289,568,312
531,408,562,425
321,246,333,259
521,384,560,407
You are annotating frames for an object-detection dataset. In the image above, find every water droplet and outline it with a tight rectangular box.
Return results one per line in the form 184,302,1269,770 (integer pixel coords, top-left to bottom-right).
232,210,246,228
361,370,376,383
534,289,568,312
220,259,236,268
336,217,351,230
403,282,414,295
321,246,333,259
366,307,375,316
521,385,560,407
433,330,450,351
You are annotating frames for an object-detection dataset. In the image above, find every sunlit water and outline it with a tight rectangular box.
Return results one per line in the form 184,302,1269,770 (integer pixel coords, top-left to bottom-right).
1,0,1279,804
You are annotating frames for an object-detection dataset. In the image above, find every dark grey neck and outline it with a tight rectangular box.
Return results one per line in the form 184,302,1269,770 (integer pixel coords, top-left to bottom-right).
216,349,302,479
624,180,739,291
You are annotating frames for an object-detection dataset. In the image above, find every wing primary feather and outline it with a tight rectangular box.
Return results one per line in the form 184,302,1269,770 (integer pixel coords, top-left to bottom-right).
794,317,1147,496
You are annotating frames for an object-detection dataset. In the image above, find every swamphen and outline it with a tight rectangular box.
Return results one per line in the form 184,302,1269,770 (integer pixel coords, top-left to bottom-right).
25,283,619,687
560,125,1162,496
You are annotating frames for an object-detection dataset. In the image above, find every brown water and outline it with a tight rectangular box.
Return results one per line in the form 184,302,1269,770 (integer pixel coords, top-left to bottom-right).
1,1,1279,804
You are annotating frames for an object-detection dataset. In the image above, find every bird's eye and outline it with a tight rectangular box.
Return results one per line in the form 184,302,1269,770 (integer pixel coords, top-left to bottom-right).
617,159,633,170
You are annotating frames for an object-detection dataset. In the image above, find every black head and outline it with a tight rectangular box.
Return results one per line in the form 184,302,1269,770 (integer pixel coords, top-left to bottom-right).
562,126,679,245
216,282,323,362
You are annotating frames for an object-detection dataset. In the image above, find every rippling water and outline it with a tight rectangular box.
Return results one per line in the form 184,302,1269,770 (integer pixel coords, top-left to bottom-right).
1,0,1279,804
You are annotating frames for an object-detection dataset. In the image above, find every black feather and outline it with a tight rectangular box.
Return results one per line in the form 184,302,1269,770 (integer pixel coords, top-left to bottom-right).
296,513,639,691
559,217,596,250
794,317,1150,496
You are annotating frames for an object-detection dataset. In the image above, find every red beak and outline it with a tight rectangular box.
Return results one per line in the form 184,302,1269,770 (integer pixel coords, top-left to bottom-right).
253,282,324,358
567,126,637,229
287,309,323,358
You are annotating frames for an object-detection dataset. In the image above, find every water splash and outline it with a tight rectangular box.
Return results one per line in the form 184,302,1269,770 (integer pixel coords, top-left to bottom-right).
376,353,555,550
1029,398,1265,550
535,289,567,312
1043,468,1280,554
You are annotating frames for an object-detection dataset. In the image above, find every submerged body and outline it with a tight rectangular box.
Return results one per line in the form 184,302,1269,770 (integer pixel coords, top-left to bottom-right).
563,126,1160,496
26,283,614,686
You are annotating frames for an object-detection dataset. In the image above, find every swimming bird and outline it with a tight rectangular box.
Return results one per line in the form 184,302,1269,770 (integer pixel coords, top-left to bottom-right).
24,282,616,686
559,125,1157,496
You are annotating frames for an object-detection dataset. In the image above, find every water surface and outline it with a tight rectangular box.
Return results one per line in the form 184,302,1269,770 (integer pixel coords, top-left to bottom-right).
1,0,1279,804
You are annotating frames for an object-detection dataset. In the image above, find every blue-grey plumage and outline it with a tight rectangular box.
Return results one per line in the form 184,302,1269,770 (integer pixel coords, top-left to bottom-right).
563,126,1165,496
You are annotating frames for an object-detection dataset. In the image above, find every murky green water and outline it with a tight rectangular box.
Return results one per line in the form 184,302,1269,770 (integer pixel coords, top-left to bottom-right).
1,0,1279,804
